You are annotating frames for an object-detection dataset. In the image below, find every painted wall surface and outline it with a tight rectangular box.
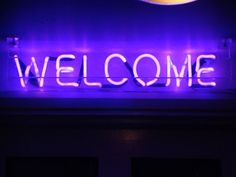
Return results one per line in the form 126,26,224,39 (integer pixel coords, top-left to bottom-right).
0,0,236,100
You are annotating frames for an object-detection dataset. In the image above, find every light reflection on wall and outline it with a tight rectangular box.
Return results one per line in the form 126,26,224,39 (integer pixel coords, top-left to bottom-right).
0,37,232,100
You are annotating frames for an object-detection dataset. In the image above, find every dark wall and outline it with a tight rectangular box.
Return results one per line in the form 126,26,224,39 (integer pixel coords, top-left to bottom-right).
1,108,236,177
1,118,236,177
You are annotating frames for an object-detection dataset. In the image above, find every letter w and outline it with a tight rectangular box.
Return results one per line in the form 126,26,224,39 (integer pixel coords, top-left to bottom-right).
14,55,49,88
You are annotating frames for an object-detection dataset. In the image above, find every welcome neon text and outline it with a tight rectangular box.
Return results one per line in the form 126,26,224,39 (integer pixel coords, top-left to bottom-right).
14,53,216,88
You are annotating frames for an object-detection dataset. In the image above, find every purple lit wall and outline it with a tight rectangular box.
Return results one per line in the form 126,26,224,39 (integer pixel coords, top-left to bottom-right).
1,3,236,177
0,0,236,99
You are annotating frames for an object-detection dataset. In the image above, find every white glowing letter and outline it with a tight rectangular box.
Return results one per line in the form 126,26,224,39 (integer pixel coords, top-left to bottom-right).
166,55,192,87
104,54,128,86
14,55,26,88
56,54,79,87
133,54,161,87
196,54,216,87
14,55,49,88
83,55,102,87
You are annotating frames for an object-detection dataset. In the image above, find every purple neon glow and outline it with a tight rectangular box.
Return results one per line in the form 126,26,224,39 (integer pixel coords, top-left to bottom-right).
83,55,102,87
0,0,234,100
0,36,230,99
166,54,192,87
133,54,161,87
196,55,216,87
14,55,26,88
13,51,217,89
14,55,50,88
105,54,128,86
56,54,79,87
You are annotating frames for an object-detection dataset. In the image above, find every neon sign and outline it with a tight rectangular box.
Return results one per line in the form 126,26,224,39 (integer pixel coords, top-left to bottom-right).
13,53,216,89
